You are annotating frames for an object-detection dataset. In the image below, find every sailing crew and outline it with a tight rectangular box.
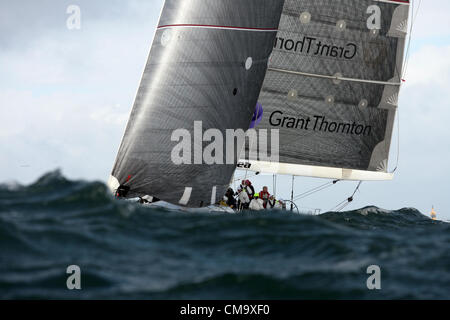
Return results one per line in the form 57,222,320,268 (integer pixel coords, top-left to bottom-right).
249,193,265,211
267,195,276,209
237,180,252,210
245,180,255,201
239,180,246,191
259,186,270,208
266,196,284,210
275,199,285,210
225,188,236,208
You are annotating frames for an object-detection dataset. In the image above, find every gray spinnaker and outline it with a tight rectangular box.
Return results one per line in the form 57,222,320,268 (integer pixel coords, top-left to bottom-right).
108,0,285,206
242,0,410,180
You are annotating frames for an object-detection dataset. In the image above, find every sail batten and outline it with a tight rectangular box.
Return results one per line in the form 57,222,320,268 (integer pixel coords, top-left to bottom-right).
268,67,403,86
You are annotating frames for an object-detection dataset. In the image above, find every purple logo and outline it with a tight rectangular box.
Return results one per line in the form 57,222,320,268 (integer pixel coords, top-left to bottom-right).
249,102,263,129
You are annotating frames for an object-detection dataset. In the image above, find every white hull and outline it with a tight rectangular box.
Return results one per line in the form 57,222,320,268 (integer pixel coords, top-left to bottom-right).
142,200,236,214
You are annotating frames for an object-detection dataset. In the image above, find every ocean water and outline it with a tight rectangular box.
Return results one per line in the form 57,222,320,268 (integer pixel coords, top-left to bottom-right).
0,170,449,300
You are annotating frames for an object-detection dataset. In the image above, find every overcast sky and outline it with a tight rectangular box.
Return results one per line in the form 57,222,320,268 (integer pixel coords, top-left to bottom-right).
1,1,449,220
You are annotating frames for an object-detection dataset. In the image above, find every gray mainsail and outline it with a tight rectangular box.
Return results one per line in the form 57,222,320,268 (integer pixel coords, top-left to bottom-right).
108,0,285,206
242,0,410,180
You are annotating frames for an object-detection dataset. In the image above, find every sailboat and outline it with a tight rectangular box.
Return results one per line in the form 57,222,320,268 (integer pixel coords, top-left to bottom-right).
430,207,437,220
107,0,411,212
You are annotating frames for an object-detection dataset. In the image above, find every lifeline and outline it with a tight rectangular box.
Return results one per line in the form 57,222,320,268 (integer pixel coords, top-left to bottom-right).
269,111,372,136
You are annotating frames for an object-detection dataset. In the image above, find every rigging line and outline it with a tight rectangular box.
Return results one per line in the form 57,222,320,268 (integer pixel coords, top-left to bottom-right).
351,181,363,197
391,1,420,173
330,199,348,212
401,0,414,74
337,182,361,211
294,185,332,201
393,0,412,83
336,201,351,212
334,202,347,212
391,107,401,173
234,171,255,182
233,172,259,182
402,0,422,78
393,0,421,173
295,180,340,198
294,181,333,199
329,181,362,212
293,184,332,201
293,180,339,201
393,0,418,86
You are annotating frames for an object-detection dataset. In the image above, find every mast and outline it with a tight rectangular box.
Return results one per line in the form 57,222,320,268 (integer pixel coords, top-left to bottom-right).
273,174,277,198
290,175,294,211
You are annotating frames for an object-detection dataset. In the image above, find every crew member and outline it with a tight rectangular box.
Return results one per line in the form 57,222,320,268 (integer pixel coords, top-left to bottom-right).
249,193,265,211
259,186,270,208
225,188,236,208
267,195,276,209
245,180,255,201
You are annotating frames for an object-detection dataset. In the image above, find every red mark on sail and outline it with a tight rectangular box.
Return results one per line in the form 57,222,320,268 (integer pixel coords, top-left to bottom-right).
126,175,132,182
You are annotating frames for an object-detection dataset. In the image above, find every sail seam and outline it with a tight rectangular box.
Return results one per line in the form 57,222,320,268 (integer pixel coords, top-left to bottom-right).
267,68,402,86
157,24,278,32
373,0,410,5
